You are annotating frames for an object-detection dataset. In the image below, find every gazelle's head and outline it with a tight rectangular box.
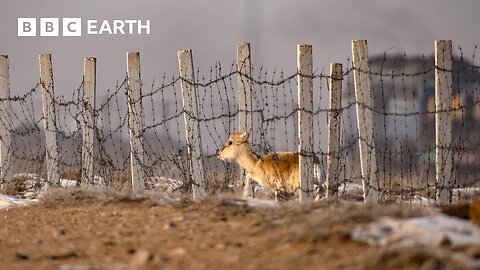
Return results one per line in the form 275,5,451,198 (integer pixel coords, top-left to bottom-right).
217,131,251,162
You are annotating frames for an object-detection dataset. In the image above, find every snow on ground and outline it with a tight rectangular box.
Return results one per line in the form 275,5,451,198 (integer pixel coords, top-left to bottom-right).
352,214,480,247
59,179,78,187
14,173,41,180
337,183,363,195
410,195,436,205
453,187,480,197
59,176,107,188
452,187,480,203
147,176,182,191
0,194,37,209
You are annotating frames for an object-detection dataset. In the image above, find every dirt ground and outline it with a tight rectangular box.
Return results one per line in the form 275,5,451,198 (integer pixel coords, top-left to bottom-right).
1,188,479,270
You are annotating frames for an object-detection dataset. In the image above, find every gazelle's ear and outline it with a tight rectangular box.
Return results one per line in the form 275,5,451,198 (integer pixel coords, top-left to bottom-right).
238,130,250,142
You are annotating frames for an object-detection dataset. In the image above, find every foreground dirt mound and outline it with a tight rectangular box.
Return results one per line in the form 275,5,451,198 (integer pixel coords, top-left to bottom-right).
0,188,476,270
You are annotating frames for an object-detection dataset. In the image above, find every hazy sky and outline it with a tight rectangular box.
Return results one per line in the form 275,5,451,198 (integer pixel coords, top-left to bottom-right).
1,0,479,96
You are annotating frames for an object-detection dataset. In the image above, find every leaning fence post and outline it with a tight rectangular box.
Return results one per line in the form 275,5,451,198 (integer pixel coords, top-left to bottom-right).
126,52,146,190
435,40,453,205
81,57,96,185
0,55,14,184
178,50,207,199
297,44,315,202
39,54,60,186
351,40,380,203
236,43,253,196
326,63,343,198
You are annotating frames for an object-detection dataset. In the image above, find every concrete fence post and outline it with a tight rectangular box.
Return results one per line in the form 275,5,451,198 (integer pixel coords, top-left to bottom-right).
351,40,380,203
0,55,14,184
326,63,343,198
81,57,96,185
297,44,315,202
435,40,453,205
236,43,253,196
178,49,207,199
39,54,60,186
126,52,146,190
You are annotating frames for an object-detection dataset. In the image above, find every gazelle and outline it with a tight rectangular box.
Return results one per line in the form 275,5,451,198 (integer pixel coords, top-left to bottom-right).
217,130,322,196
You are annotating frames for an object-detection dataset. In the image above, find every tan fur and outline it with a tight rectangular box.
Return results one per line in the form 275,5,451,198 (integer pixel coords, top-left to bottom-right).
217,131,318,192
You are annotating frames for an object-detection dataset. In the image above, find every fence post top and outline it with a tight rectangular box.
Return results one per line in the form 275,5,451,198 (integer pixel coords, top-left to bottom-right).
39,54,52,59
85,57,96,62
178,50,192,56
127,52,140,64
435,40,452,44
297,44,312,49
435,40,453,52
352,40,368,46
237,42,250,48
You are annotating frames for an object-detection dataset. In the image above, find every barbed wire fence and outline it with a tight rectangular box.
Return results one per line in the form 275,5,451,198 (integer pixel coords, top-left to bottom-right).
0,39,479,205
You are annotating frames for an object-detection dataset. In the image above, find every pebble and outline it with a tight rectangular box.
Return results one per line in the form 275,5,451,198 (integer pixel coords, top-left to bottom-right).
175,215,188,222
130,249,151,269
164,221,176,230
170,247,186,257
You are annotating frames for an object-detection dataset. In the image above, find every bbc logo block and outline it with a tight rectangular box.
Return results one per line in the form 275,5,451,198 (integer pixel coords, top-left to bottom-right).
63,18,82,36
40,18,59,36
18,18,37,36
17,18,150,37
18,18,81,37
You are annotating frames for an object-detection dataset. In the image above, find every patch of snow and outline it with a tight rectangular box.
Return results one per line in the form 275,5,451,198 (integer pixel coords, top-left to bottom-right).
0,193,37,209
14,173,41,180
410,195,435,205
452,187,480,200
252,184,270,193
337,183,363,195
59,179,78,188
93,175,106,186
352,214,480,248
148,176,182,191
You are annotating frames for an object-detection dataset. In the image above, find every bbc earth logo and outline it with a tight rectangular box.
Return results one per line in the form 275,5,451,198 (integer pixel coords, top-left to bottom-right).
18,18,151,36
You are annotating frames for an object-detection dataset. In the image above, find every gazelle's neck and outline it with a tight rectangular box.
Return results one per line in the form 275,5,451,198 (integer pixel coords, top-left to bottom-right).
235,144,259,173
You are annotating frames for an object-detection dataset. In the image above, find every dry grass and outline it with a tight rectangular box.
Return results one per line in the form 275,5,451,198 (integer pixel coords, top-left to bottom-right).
206,178,234,194
38,186,193,208
0,180,23,195
1,187,447,270
60,169,81,180
0,174,43,196
104,170,132,190
362,246,451,270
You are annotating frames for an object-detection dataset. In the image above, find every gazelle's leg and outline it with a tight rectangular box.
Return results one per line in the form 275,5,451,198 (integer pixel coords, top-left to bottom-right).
314,184,321,201
243,174,254,197
314,163,326,188
274,190,279,201
314,163,326,200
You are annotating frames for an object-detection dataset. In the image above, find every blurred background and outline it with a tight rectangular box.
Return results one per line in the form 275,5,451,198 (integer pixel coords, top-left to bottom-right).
0,0,479,94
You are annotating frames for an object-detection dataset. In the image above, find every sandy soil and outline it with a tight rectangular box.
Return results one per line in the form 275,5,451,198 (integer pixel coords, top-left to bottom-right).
0,188,479,270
